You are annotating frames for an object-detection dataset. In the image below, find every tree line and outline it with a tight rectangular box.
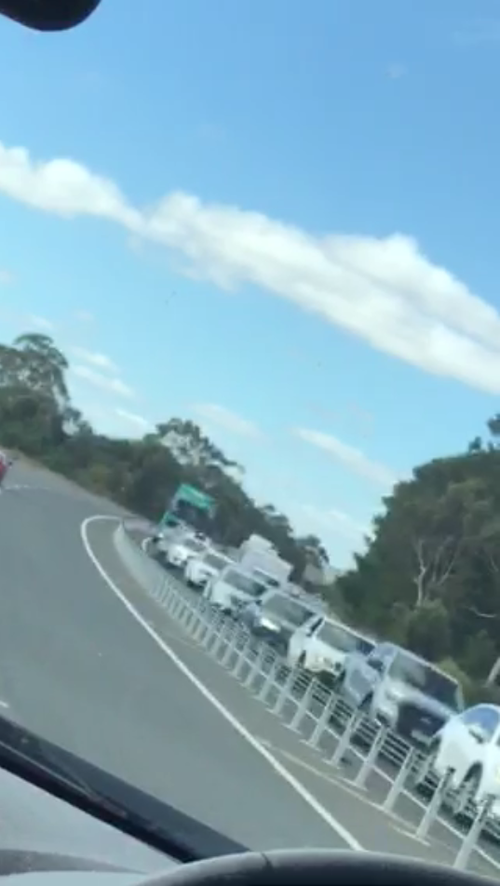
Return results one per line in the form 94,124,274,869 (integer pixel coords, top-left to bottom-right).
337,421,500,700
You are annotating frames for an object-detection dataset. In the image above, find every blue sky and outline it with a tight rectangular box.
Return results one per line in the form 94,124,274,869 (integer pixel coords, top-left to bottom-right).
0,0,500,567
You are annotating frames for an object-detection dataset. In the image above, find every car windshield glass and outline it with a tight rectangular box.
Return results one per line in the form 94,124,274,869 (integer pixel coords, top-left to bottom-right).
183,539,206,553
264,596,313,627
1,0,494,873
317,621,367,653
204,553,227,570
224,570,266,596
388,653,463,710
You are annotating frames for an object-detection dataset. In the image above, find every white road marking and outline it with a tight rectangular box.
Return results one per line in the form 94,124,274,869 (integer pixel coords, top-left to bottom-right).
80,514,364,852
0,700,10,709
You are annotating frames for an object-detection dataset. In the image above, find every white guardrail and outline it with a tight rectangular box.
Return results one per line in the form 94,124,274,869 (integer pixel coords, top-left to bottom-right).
114,520,500,875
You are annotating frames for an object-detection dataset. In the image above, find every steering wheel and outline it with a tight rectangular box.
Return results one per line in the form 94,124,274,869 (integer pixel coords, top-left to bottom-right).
140,850,493,886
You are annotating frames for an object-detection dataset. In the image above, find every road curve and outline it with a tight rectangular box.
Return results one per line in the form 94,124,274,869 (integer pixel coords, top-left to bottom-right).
0,463,359,852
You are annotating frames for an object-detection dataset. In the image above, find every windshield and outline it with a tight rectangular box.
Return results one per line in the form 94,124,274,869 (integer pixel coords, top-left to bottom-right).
223,570,267,597
317,621,373,655
181,538,206,553
203,552,228,570
388,653,463,711
263,595,314,627
2,0,500,878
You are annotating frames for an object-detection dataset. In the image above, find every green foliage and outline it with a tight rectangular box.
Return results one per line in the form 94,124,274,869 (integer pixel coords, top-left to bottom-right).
0,332,329,583
337,424,500,686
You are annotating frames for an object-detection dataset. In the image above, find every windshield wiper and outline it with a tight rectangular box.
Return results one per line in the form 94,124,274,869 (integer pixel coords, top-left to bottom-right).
0,713,247,864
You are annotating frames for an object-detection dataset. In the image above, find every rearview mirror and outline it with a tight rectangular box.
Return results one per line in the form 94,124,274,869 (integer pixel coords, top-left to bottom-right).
0,0,102,31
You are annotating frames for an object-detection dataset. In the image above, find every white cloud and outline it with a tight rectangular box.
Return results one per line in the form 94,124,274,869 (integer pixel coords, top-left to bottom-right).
5,139,500,393
71,364,134,398
26,314,55,332
193,402,262,438
71,346,118,373
295,427,397,487
298,503,370,542
114,408,150,431
72,400,146,439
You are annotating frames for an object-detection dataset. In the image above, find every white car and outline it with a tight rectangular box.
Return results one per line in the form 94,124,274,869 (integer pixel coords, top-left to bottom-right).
288,616,375,679
184,549,232,588
429,703,500,818
203,566,268,615
164,535,208,568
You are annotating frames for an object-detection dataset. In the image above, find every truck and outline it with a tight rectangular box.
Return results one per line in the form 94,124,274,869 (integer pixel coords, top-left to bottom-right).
234,534,293,588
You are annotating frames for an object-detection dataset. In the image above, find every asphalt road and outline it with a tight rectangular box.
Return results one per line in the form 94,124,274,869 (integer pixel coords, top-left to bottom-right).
1,462,499,879
0,462,359,853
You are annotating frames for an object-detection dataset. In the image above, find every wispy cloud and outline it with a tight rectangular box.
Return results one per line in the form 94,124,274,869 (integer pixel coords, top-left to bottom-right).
71,346,118,373
71,364,134,398
115,408,150,430
294,427,397,487
26,314,55,332
298,503,370,541
6,139,500,393
193,403,262,438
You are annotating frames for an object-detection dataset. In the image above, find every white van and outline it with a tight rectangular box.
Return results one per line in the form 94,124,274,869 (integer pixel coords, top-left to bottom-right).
202,566,268,615
287,616,375,679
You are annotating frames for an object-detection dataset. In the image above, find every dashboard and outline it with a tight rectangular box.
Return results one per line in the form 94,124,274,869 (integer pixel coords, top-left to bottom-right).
0,767,178,879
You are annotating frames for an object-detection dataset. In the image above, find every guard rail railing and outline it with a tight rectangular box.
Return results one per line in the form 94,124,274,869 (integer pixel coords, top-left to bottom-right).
114,521,500,876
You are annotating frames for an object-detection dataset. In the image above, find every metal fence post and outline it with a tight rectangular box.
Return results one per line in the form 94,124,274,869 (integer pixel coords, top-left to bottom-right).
169,592,183,620
201,612,222,650
256,655,281,702
306,695,337,749
381,746,418,813
271,667,297,716
414,767,454,841
453,794,495,871
180,601,194,631
192,606,209,643
233,636,253,680
212,619,235,659
220,626,242,668
353,724,388,789
243,645,267,689
329,710,362,769
287,679,318,732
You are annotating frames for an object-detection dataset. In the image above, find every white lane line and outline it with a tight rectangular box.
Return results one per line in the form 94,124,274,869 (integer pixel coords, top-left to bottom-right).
80,514,363,853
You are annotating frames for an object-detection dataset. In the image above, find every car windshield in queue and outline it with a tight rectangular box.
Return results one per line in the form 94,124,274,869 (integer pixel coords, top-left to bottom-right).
388,652,463,710
264,595,313,627
204,552,227,569
317,620,372,654
183,538,206,553
225,569,267,596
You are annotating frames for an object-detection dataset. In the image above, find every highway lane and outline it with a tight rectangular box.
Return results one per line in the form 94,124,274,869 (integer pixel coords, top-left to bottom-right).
0,482,361,853
3,472,499,876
